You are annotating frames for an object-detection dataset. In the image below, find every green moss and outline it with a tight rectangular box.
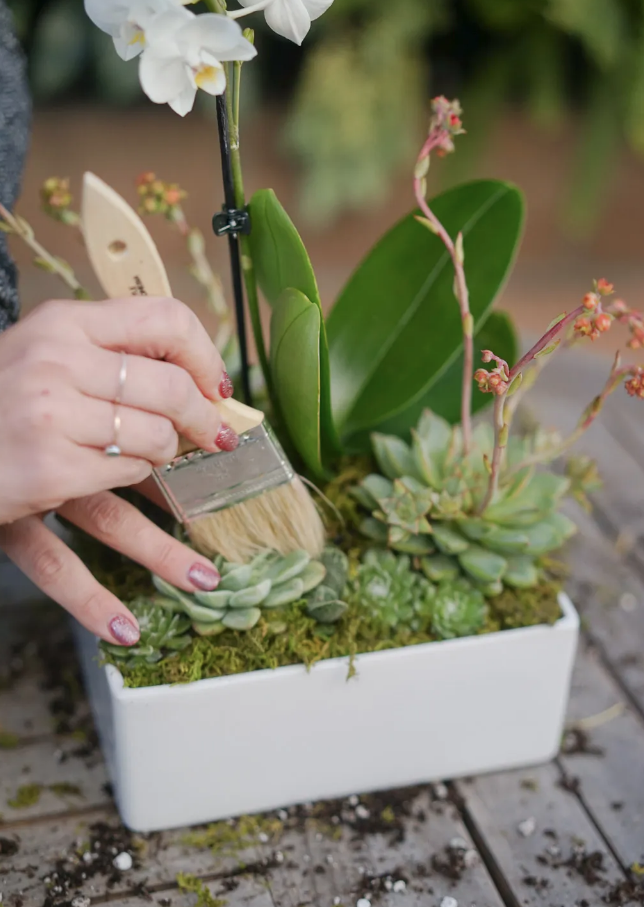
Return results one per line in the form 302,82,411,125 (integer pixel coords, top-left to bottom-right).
182,814,283,855
49,782,84,798
8,783,42,809
106,577,561,689
176,873,227,907
485,580,562,632
0,730,19,749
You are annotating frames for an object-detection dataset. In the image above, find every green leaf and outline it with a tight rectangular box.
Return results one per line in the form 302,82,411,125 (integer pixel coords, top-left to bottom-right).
458,546,508,583
249,189,319,309
350,312,518,449
503,556,539,589
327,180,524,437
249,189,339,460
270,288,323,476
433,523,470,555
371,434,420,481
420,554,459,582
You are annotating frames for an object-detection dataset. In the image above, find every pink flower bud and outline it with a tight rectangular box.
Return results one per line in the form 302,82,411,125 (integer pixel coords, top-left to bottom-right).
481,350,494,363
583,293,599,311
595,312,612,333
596,278,614,296
625,370,644,398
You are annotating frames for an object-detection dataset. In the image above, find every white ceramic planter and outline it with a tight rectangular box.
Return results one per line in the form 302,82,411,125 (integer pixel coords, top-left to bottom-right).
73,592,579,832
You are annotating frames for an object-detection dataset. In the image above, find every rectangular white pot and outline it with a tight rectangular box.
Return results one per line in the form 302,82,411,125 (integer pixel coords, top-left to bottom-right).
73,592,579,833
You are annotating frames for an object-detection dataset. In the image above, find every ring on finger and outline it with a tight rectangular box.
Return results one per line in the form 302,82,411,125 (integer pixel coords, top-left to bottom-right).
115,351,127,405
104,406,122,457
104,352,127,457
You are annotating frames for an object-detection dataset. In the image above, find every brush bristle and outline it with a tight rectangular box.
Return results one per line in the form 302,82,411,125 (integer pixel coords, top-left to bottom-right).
187,476,326,563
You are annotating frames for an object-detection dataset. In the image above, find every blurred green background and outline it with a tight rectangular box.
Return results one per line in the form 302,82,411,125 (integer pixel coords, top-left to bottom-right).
9,0,644,232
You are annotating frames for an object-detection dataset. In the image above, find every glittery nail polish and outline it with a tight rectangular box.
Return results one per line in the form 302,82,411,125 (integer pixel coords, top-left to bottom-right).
219,371,234,399
215,423,239,452
109,614,140,646
188,562,221,591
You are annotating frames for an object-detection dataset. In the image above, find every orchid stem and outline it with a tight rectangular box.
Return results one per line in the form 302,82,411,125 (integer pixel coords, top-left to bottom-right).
215,92,252,404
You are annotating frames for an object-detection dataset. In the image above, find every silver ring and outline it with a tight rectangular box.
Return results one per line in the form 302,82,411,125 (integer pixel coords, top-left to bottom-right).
104,406,122,457
115,351,127,405
104,354,126,456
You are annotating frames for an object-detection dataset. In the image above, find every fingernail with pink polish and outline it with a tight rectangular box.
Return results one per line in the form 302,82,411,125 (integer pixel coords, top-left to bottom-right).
109,614,140,647
219,371,234,399
215,424,239,452
188,562,221,591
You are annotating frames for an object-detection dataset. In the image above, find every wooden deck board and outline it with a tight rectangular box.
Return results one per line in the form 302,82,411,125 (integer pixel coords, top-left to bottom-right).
265,790,505,907
455,762,630,906
559,643,644,869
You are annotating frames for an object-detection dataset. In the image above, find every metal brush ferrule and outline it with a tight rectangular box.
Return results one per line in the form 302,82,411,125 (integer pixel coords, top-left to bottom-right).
152,423,294,525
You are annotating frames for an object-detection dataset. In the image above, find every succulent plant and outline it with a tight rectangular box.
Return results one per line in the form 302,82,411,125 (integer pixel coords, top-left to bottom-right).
431,579,487,640
101,598,192,668
351,410,577,595
349,549,436,630
152,548,348,636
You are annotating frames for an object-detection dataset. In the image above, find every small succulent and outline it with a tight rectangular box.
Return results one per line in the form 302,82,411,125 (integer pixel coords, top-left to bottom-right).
349,549,436,630
431,579,487,640
351,410,577,595
101,598,192,668
152,548,348,636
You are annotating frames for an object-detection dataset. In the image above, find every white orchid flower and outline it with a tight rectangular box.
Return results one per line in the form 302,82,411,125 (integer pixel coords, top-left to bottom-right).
139,10,257,116
84,0,189,61
230,0,334,46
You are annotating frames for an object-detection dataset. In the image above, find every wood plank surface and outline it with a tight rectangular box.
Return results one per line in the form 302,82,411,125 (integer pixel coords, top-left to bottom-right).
455,763,632,906
560,642,644,869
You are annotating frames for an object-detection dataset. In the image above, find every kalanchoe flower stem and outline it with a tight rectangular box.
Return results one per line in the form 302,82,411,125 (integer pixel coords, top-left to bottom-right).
478,306,585,514
508,307,584,383
477,394,507,514
413,169,473,454
0,202,90,299
510,354,641,474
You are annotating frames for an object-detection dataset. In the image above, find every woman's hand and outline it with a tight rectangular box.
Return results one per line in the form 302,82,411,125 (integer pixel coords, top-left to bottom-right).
0,296,236,646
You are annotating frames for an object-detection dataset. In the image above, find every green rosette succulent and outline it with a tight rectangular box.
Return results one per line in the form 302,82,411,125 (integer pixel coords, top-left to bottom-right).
351,410,577,595
151,548,348,636
349,549,436,630
101,598,192,668
431,579,487,640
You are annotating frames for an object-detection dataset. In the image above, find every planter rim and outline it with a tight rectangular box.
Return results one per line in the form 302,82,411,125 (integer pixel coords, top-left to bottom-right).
103,591,578,701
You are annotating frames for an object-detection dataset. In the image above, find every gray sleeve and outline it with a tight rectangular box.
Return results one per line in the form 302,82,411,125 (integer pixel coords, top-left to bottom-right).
0,0,31,332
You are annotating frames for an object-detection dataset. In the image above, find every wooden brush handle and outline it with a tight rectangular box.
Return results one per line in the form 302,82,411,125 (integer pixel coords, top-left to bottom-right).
176,398,261,455
81,172,264,455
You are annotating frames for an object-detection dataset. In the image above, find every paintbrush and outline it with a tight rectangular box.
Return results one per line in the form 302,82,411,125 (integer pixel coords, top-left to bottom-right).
81,171,326,563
